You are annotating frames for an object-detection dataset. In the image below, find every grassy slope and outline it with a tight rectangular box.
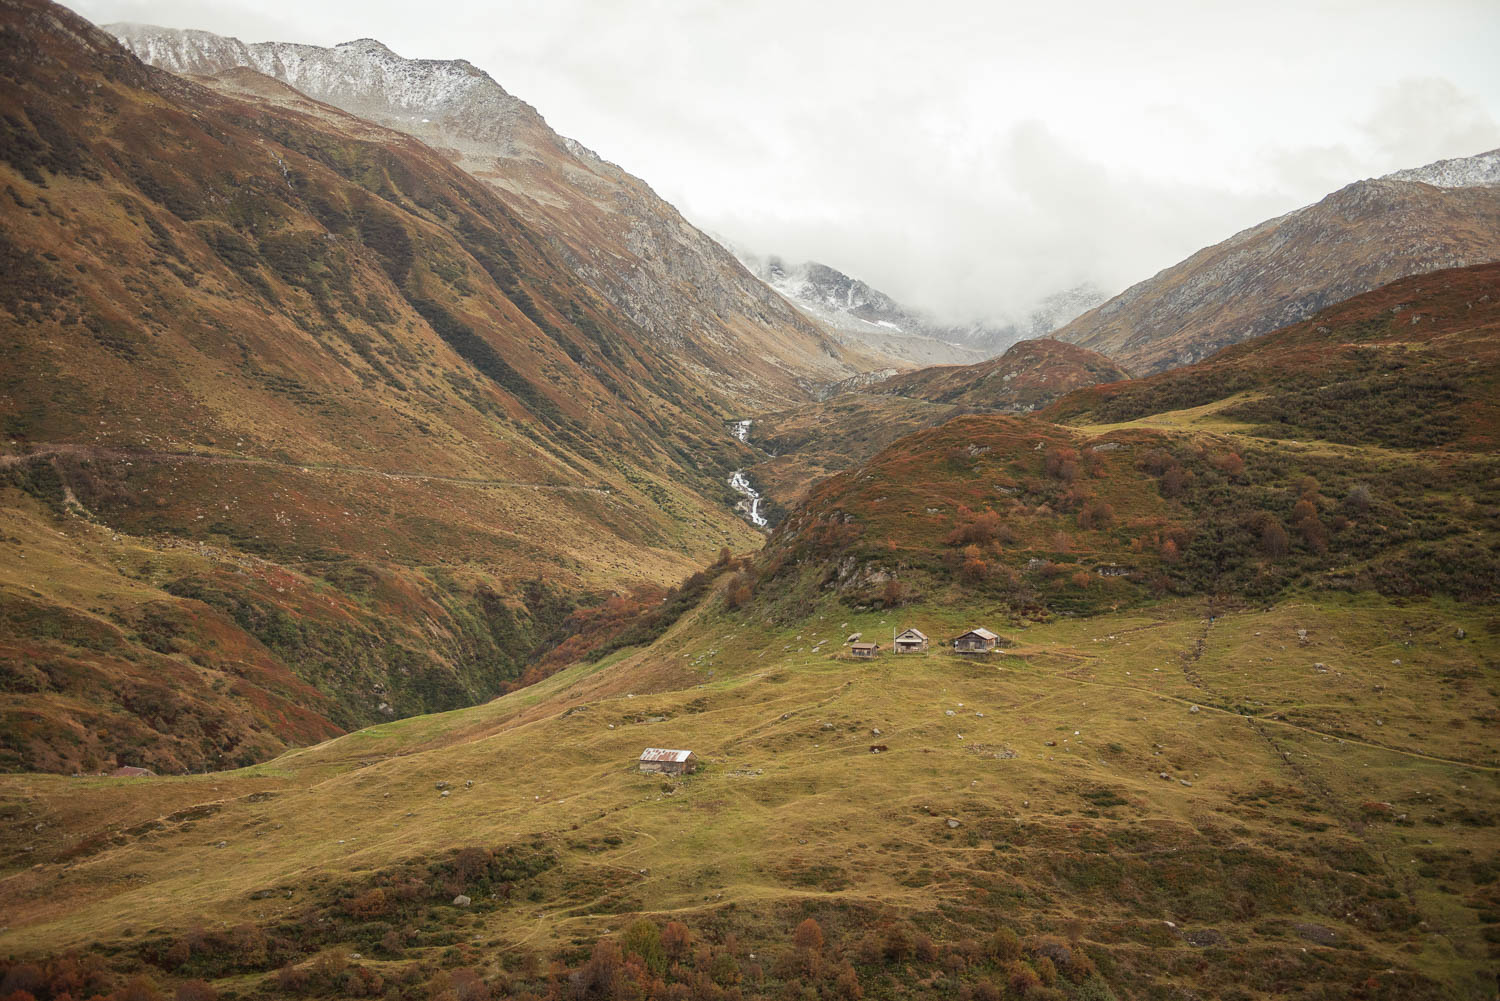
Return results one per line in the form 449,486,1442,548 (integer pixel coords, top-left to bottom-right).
2,268,1499,1000
0,588,1494,1000
0,0,760,773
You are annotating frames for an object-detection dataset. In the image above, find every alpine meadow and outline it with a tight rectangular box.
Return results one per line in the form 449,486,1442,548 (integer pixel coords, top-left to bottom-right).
1,2,1497,1000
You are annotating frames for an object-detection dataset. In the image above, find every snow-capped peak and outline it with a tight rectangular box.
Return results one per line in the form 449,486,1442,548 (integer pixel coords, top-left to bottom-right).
1382,148,1500,189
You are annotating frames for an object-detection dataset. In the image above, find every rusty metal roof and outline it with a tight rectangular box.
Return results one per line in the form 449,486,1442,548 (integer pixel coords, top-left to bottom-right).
850,642,879,650
639,748,693,763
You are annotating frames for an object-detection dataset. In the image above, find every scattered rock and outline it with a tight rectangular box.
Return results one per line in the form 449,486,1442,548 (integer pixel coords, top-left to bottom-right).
1294,923,1338,945
1159,772,1170,780
440,790,450,798
465,780,473,787
1185,928,1225,948
434,781,449,790
1314,663,1328,672
945,710,956,717
871,727,882,736
1455,627,1466,640
820,722,835,731
452,894,471,907
1189,705,1200,714
869,744,888,753
946,819,961,829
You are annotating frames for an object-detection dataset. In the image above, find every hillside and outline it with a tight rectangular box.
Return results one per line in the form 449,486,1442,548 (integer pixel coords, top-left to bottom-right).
107,24,860,407
0,0,762,773
876,339,1132,412
1,268,1496,1001
1052,151,1500,374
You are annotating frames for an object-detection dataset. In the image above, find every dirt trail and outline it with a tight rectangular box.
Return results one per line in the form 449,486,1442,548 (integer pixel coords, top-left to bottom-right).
1,444,611,495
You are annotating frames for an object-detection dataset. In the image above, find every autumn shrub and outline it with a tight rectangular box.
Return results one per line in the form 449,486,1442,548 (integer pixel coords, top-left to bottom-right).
662,922,693,962
792,919,824,952
1044,448,1080,482
832,962,862,1000
946,507,1003,546
345,888,390,920
1259,519,1289,558
274,964,310,994
1005,961,1041,995
1078,500,1114,530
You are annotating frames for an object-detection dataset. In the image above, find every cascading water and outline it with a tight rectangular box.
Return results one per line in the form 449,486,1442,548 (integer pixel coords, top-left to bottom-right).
727,420,767,528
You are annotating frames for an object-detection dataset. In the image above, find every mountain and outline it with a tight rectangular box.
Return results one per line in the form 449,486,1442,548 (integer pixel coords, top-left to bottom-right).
875,338,1131,412
107,24,859,407
0,0,766,773
1052,148,1500,374
2,267,1497,1001
735,253,1007,366
737,253,1107,369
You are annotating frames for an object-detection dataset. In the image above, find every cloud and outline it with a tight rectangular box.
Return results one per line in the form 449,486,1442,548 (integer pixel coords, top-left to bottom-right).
68,0,1500,322
1361,77,1499,164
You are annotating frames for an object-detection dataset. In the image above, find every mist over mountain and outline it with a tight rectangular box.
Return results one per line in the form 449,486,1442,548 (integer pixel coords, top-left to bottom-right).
736,249,1108,368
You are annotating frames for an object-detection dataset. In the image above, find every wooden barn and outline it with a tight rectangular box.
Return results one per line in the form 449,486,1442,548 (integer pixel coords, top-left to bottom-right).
893,628,928,653
953,628,1000,653
638,748,697,775
850,641,880,659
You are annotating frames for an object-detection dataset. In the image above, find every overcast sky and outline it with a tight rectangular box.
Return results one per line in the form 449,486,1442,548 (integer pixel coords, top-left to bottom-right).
73,0,1500,321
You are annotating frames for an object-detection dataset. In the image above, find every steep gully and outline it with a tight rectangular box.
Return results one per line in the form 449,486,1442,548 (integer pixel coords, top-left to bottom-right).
727,420,767,528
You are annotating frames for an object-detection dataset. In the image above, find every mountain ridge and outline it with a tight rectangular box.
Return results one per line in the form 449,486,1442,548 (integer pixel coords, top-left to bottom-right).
108,21,862,407
1052,148,1500,374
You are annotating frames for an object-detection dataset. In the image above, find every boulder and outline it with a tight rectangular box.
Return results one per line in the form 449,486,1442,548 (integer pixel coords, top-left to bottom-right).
453,894,471,907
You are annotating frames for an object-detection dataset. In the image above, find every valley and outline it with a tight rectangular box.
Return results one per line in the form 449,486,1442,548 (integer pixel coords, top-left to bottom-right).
0,1,1497,1000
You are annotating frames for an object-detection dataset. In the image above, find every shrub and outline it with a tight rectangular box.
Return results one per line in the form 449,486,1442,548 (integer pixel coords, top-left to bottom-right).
987,927,1021,962
833,962,862,1000
792,918,824,952
662,921,693,962
275,965,309,993
1005,961,1041,995
1260,520,1289,558
1078,500,1114,530
947,507,1003,547
622,919,666,976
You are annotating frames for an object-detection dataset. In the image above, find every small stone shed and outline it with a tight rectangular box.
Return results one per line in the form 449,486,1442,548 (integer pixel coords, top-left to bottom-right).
893,628,928,653
850,641,880,659
953,628,1000,653
638,748,698,775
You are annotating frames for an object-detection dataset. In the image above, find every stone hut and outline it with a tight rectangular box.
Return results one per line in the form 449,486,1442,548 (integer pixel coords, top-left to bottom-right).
850,641,880,659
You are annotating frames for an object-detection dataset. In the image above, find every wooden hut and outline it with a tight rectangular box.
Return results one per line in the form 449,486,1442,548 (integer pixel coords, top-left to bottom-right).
850,641,880,659
638,748,697,775
893,628,928,654
953,628,1000,653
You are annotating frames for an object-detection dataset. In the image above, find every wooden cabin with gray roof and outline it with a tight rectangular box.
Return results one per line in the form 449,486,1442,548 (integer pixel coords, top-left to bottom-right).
638,748,698,775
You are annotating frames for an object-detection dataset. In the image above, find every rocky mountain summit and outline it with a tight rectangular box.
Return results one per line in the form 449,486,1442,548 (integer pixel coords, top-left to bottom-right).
109,24,857,406
1053,148,1500,374
1383,147,1500,188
